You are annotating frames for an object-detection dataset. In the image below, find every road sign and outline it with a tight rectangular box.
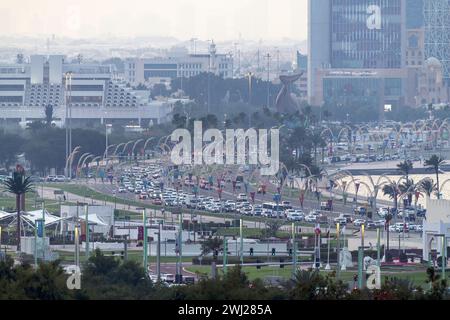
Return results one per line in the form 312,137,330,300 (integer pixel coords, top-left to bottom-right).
273,194,281,202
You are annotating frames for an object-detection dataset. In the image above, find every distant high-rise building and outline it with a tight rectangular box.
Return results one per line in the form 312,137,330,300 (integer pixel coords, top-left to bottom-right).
424,0,450,80
406,0,424,29
308,0,407,111
296,51,307,70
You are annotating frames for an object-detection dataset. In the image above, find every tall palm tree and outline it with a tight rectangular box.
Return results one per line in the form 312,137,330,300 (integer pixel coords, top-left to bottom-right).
424,155,446,199
397,160,413,181
310,132,326,165
1,170,34,251
419,179,437,198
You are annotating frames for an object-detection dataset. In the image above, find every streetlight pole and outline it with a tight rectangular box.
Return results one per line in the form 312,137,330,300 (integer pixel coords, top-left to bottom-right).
240,218,244,265
74,223,80,268
377,227,381,267
85,205,90,258
358,224,365,289
156,221,161,281
266,53,271,108
64,72,73,179
223,236,228,275
176,212,183,284
292,222,298,279
143,209,148,271
336,223,340,279
105,122,109,160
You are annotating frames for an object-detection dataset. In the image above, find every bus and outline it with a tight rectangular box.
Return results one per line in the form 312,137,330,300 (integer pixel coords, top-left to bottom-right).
262,202,287,212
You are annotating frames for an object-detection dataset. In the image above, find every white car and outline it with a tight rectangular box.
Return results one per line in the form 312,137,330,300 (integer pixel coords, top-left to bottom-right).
262,209,273,217
305,214,318,223
353,219,366,227
237,193,248,201
287,212,304,221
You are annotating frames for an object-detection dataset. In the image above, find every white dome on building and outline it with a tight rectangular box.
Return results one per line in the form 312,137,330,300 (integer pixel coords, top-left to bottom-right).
425,57,442,68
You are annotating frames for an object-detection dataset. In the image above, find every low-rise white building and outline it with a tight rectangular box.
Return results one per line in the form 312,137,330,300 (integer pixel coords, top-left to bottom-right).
60,205,114,236
125,43,233,86
0,55,174,126
422,198,450,263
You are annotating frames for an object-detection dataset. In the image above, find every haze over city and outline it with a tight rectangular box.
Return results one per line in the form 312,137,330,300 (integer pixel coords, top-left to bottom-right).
0,0,307,41
1,0,450,307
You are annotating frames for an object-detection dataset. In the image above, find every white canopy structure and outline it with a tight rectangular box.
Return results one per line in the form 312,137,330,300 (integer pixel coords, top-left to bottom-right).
21,210,62,227
0,210,15,221
77,214,108,226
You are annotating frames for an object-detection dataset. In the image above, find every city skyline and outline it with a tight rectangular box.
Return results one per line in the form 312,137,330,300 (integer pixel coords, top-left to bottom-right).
0,0,308,42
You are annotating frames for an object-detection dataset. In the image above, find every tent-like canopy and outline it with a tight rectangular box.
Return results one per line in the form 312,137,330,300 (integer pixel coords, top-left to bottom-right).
0,210,15,221
77,214,108,226
21,210,62,227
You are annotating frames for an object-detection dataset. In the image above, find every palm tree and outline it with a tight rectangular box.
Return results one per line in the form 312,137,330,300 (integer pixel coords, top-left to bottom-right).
419,179,437,198
383,183,399,216
424,155,446,199
1,170,34,251
399,179,415,207
397,160,413,181
310,132,326,165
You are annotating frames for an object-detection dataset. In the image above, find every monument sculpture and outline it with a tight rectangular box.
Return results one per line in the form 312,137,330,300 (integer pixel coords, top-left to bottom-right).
275,73,303,113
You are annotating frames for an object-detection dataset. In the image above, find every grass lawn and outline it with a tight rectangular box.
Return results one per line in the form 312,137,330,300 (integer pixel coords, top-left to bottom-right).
0,196,68,214
185,265,432,288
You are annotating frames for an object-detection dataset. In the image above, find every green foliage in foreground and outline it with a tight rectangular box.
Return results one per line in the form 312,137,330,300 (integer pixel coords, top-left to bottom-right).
0,249,448,300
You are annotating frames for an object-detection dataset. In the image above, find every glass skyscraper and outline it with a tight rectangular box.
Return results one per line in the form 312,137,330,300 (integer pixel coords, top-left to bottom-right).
330,0,403,69
308,0,407,110
406,0,424,29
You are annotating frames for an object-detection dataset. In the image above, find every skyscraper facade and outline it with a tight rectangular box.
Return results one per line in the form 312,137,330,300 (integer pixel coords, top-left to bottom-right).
424,0,450,80
331,0,403,69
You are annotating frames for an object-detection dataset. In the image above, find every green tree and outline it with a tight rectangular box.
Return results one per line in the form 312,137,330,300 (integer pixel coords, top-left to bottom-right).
0,130,25,169
200,237,223,262
425,155,446,199
1,169,34,251
45,104,53,126
262,220,283,238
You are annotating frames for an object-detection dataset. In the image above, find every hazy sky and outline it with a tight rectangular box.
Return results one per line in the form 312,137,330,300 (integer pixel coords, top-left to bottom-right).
0,0,307,41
